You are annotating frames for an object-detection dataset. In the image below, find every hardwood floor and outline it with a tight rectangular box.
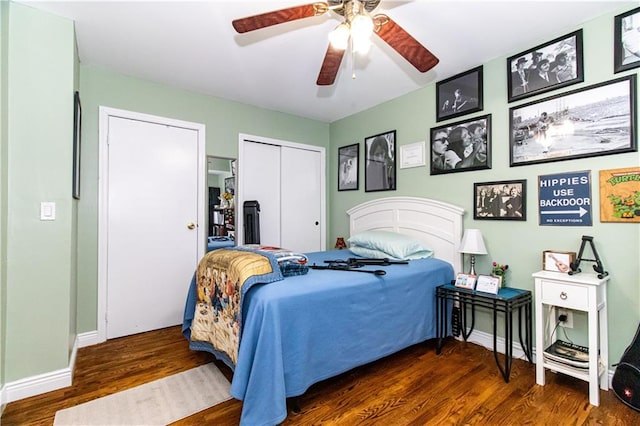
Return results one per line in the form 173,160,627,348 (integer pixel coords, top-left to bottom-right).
2,325,638,425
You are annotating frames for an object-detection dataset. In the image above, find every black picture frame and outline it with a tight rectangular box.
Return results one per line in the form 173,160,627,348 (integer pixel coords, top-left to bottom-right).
364,130,396,192
338,143,359,191
436,66,483,122
474,179,527,221
224,176,235,195
614,7,640,74
429,114,491,175
509,75,636,167
506,29,584,103
72,91,82,200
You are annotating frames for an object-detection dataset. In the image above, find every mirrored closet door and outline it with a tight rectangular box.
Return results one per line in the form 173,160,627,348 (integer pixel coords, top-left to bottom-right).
207,156,236,250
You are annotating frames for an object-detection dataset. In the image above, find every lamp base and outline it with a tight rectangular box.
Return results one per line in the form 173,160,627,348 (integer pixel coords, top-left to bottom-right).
468,254,477,275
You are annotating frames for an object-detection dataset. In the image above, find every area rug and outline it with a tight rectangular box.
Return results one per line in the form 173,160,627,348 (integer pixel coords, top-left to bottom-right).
53,363,232,425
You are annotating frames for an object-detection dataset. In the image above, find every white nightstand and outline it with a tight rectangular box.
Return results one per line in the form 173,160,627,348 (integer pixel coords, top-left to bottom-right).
533,270,610,406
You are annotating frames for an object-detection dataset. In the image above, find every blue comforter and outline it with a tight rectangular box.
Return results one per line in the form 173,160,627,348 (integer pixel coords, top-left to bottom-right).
182,249,453,426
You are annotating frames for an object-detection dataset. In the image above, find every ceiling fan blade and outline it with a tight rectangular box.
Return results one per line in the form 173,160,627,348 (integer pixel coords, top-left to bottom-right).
317,44,346,86
232,2,329,33
373,14,439,73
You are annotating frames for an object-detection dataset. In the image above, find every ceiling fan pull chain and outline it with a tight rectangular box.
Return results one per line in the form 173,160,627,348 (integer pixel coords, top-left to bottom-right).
351,37,356,80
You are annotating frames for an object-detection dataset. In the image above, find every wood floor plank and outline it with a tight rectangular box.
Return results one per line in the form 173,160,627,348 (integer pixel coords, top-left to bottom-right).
2,326,638,425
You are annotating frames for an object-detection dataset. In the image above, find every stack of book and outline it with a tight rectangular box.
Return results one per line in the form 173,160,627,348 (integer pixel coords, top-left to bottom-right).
544,340,589,369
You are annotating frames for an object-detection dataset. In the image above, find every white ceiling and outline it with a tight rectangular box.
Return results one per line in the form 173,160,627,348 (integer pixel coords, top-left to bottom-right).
17,0,636,123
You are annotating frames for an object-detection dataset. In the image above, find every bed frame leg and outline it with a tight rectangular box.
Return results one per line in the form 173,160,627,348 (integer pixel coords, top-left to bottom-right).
287,397,301,414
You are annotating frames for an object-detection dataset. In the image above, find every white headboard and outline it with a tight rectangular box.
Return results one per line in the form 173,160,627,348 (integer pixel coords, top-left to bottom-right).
346,197,465,273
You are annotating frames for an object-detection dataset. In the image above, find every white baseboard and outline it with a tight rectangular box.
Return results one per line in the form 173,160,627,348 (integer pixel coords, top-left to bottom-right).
462,328,614,387
78,330,102,348
1,384,6,416
4,335,80,403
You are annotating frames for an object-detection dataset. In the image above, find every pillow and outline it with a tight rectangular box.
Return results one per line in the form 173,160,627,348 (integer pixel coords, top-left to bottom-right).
347,230,433,260
349,244,433,261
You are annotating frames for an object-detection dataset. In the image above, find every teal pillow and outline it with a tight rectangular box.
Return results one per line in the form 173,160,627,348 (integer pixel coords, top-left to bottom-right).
347,231,433,260
349,245,433,260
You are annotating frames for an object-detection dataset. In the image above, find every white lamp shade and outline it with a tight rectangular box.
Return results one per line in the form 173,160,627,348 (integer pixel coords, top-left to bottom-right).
459,229,488,255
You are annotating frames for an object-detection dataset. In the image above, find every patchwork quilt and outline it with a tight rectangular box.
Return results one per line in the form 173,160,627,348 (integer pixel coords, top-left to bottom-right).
190,248,283,364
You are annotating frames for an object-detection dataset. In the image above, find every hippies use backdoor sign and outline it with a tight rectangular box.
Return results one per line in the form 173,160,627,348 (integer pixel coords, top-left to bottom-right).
538,170,592,226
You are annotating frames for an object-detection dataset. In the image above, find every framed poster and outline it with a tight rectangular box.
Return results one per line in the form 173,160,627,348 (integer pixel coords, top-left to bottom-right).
364,130,396,192
506,30,583,102
72,91,82,200
399,141,425,169
599,166,640,222
338,143,359,191
614,7,640,73
538,171,592,226
510,75,636,167
436,66,483,122
474,179,526,220
224,176,235,195
430,114,491,175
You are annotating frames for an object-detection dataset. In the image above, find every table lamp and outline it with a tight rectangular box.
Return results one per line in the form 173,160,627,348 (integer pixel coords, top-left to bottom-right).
458,229,487,275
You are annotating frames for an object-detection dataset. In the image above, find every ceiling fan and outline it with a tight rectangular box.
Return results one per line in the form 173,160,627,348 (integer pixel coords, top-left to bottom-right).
232,0,439,86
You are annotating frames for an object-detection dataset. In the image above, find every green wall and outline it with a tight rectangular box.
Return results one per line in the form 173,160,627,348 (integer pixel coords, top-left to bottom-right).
76,65,330,333
329,9,640,363
1,0,10,397
3,2,76,381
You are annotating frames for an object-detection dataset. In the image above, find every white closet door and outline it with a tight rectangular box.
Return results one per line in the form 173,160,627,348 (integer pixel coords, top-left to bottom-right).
106,116,200,339
281,147,322,252
242,141,281,246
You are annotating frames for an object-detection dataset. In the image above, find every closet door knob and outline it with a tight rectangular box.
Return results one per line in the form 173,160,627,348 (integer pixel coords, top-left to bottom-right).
187,223,196,230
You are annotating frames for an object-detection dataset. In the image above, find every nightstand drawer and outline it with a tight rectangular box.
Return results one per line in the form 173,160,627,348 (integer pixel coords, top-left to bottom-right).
540,280,588,310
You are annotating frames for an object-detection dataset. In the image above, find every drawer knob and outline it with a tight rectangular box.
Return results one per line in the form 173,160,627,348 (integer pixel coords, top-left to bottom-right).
560,291,568,300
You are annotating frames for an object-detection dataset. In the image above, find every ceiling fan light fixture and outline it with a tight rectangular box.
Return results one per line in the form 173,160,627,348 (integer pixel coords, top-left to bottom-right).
352,34,371,54
329,23,350,50
350,13,373,39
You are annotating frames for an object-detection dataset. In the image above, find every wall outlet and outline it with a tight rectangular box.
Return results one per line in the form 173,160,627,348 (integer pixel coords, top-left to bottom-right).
557,308,573,328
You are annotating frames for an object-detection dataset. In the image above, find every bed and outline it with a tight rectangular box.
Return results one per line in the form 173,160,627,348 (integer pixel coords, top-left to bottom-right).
183,196,464,426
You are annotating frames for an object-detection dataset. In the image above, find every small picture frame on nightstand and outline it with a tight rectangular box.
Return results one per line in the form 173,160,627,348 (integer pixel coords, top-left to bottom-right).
475,274,501,294
454,272,477,290
542,251,575,273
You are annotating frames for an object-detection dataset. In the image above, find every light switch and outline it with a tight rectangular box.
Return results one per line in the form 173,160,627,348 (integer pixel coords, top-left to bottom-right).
40,202,56,221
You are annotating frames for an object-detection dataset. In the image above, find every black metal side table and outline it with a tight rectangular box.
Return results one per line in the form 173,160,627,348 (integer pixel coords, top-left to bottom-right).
435,283,533,382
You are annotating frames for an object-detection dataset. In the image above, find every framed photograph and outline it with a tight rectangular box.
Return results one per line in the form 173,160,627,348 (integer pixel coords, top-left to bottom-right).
454,272,477,290
506,29,583,103
230,159,237,176
399,141,425,169
436,66,483,122
614,7,640,74
474,179,526,221
430,114,491,175
224,176,235,195
509,75,636,167
338,143,359,191
542,250,575,273
475,274,501,295
364,130,396,192
599,166,640,222
72,91,82,200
